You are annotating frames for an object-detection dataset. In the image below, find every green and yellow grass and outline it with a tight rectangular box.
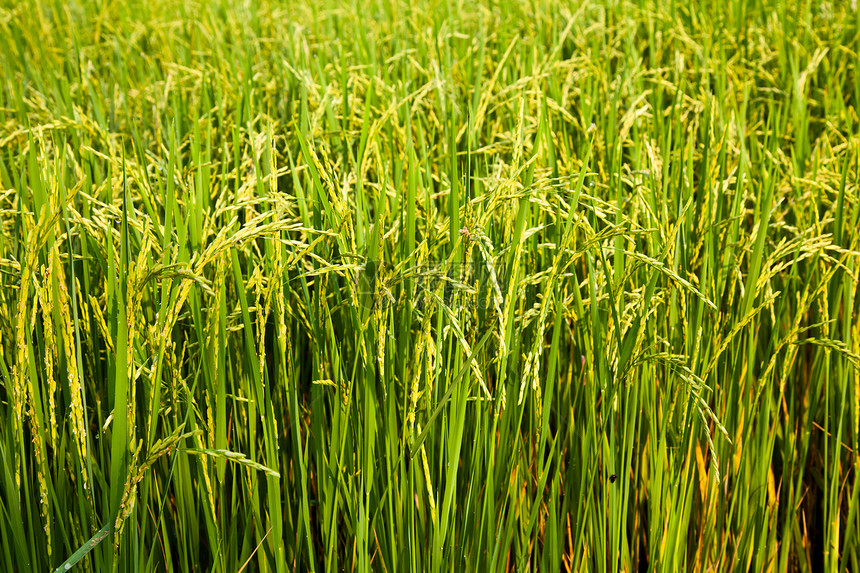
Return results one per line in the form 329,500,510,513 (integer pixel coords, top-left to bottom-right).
0,0,859,571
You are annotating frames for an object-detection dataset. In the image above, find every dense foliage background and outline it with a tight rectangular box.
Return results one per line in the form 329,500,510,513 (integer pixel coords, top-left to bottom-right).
1,0,859,571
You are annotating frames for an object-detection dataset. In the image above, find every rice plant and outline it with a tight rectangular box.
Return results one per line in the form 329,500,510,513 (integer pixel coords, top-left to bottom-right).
0,0,858,571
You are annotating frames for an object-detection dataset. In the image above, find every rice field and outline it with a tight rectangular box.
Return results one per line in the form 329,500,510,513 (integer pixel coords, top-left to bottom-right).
1,0,859,571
